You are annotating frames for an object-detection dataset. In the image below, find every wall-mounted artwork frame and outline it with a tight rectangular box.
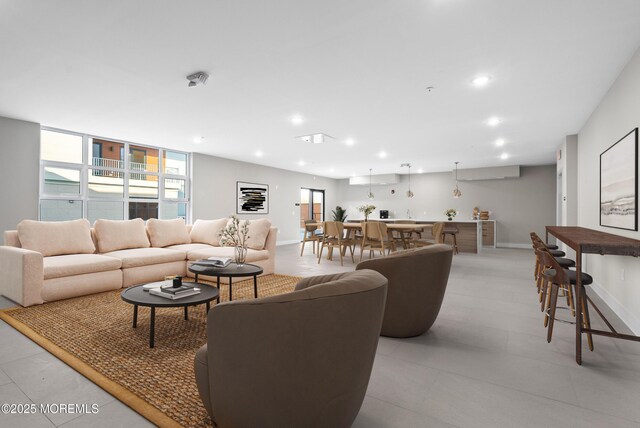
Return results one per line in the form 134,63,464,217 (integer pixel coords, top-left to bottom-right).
237,181,269,214
600,128,638,231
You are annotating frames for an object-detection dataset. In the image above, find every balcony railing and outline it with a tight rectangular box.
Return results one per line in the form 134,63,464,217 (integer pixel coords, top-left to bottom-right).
91,157,181,179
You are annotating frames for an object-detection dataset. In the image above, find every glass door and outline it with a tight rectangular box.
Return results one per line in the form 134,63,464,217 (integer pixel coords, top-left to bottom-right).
300,188,325,238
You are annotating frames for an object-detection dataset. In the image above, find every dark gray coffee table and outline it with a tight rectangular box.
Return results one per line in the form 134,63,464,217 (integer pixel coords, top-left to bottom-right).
188,262,264,302
121,281,219,348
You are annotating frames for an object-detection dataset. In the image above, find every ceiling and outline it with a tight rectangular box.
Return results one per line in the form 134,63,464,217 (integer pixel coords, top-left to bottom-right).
1,0,640,178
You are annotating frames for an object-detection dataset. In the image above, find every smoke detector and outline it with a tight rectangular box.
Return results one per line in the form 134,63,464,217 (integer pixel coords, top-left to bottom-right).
187,72,209,87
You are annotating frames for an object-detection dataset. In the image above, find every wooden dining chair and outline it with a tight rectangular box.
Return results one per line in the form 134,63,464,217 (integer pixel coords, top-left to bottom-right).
392,220,419,249
300,219,321,256
317,221,354,266
414,222,445,247
359,221,396,261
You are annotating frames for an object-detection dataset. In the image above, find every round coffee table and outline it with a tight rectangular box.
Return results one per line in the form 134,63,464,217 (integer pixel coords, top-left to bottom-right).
121,282,219,348
188,263,264,302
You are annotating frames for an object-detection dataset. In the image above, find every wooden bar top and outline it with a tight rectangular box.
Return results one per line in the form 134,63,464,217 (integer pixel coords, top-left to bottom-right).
546,226,640,256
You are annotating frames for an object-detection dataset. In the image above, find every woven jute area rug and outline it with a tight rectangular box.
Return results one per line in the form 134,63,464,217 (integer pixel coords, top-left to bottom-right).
0,274,301,427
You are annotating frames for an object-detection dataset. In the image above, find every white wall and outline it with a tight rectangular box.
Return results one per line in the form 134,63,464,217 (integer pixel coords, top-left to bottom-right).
0,116,40,235
556,135,578,259
192,153,339,243
577,47,640,334
336,165,556,246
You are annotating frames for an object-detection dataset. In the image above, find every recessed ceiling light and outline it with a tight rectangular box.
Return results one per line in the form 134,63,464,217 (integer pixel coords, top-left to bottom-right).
329,168,335,173
487,117,501,127
345,138,355,146
378,151,387,159
471,75,492,87
500,153,509,160
298,160,305,166
291,114,304,125
351,172,356,177
417,168,424,174
255,150,263,157
495,138,505,147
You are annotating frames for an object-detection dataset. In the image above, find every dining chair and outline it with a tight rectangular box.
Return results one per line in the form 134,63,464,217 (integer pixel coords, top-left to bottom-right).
300,219,321,256
359,221,396,261
392,220,420,248
414,222,445,247
317,221,355,266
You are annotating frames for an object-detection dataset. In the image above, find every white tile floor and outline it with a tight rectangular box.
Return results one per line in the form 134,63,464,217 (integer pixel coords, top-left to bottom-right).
1,244,640,427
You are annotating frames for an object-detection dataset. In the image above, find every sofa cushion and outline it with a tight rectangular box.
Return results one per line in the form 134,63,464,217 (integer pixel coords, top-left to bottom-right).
102,247,186,269
94,219,150,253
17,219,95,257
190,218,228,246
43,254,122,280
246,218,272,250
187,246,269,263
166,243,212,252
147,218,191,248
222,218,272,250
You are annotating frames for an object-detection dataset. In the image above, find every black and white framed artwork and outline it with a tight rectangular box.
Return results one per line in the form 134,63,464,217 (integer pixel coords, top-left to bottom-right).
237,181,269,214
600,128,638,231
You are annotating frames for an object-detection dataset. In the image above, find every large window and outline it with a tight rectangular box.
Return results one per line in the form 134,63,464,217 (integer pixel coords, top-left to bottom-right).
39,129,190,223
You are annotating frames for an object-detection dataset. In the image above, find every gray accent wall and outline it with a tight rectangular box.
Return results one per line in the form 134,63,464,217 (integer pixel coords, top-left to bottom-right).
336,165,556,246
192,153,339,243
577,46,640,334
0,116,40,235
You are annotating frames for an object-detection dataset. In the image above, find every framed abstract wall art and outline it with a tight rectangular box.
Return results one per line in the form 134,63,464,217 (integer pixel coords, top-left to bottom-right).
600,128,638,231
237,181,269,214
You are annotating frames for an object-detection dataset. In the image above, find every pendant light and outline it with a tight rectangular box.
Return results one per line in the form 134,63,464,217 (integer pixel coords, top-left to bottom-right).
453,161,462,198
367,168,375,199
401,163,414,198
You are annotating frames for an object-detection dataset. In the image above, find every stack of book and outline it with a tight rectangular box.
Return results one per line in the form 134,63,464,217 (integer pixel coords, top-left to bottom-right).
149,283,201,300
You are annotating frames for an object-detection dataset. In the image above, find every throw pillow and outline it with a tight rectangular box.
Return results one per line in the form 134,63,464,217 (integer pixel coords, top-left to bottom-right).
146,218,191,248
17,219,96,257
94,218,150,253
190,218,228,246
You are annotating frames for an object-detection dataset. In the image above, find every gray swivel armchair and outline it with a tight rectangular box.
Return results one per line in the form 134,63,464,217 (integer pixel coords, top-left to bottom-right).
356,245,453,338
194,269,388,428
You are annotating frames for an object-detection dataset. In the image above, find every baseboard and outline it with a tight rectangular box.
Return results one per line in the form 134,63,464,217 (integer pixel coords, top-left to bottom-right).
496,243,531,249
588,280,640,335
276,239,300,246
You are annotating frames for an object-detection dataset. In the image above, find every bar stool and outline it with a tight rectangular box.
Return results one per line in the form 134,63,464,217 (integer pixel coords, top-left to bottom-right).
442,225,459,254
539,249,594,350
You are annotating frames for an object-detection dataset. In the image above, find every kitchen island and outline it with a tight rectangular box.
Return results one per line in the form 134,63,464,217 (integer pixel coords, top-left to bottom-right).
348,219,496,253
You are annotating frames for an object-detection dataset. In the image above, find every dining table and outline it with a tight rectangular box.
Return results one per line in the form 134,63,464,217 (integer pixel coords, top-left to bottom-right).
306,222,427,250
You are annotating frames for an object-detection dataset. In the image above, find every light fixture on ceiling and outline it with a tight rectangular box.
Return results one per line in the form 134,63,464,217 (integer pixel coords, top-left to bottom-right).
378,151,387,159
401,163,414,198
298,160,306,166
345,138,355,146
187,71,209,87
500,153,509,160
472,75,492,87
487,117,501,127
367,168,375,199
291,114,304,125
453,161,462,198
255,150,263,157
495,138,505,147
297,133,334,144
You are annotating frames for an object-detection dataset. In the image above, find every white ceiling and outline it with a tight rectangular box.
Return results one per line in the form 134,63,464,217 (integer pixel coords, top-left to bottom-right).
1,0,640,178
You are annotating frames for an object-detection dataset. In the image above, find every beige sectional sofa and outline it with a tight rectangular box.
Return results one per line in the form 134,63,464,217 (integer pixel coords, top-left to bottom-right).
0,217,277,307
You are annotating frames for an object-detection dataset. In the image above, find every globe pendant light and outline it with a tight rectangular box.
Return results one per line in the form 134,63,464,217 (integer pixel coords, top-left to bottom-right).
453,161,462,198
367,168,374,199
401,163,414,198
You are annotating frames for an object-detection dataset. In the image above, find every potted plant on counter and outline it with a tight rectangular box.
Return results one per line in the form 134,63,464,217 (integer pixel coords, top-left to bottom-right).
444,208,457,221
332,206,348,222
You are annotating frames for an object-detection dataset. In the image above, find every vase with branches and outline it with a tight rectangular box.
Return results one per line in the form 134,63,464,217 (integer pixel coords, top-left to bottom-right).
358,204,376,221
219,215,251,266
